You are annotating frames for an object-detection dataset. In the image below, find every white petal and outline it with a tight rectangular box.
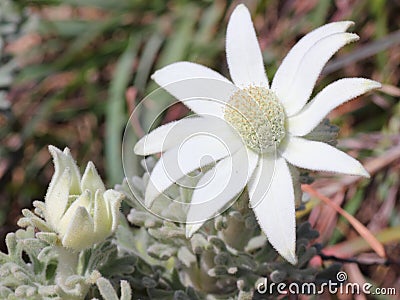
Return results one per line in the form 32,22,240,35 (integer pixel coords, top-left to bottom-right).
48,146,81,195
93,190,111,234
288,78,381,136
45,168,71,231
248,156,297,265
145,133,242,207
59,190,91,236
103,189,124,231
186,148,259,237
272,21,354,95
248,154,276,208
62,206,95,251
226,4,268,88
81,161,106,193
278,32,359,116
151,61,237,117
281,136,369,177
134,116,234,156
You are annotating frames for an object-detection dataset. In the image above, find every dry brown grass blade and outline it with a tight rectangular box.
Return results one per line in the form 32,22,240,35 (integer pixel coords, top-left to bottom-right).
380,84,400,97
322,226,400,258
309,190,345,244
301,184,386,258
323,30,400,75
126,87,144,138
313,144,400,198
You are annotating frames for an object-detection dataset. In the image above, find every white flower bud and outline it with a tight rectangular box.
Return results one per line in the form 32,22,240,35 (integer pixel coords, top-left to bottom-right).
45,146,123,251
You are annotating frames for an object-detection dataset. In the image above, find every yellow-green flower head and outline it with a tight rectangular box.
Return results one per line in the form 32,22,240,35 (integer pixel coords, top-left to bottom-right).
44,146,123,251
134,4,381,265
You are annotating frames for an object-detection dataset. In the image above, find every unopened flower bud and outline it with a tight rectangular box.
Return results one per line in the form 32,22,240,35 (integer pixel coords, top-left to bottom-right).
45,146,123,251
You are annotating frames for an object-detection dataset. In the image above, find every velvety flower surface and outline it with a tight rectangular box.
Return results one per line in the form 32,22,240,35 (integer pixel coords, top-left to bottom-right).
134,4,380,264
45,146,123,251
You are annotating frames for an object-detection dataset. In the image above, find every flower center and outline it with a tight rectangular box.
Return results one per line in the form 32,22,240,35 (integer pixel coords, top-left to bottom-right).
224,86,286,153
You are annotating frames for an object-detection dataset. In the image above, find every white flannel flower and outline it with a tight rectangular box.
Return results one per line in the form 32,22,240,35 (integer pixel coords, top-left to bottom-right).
134,4,380,264
45,146,123,251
